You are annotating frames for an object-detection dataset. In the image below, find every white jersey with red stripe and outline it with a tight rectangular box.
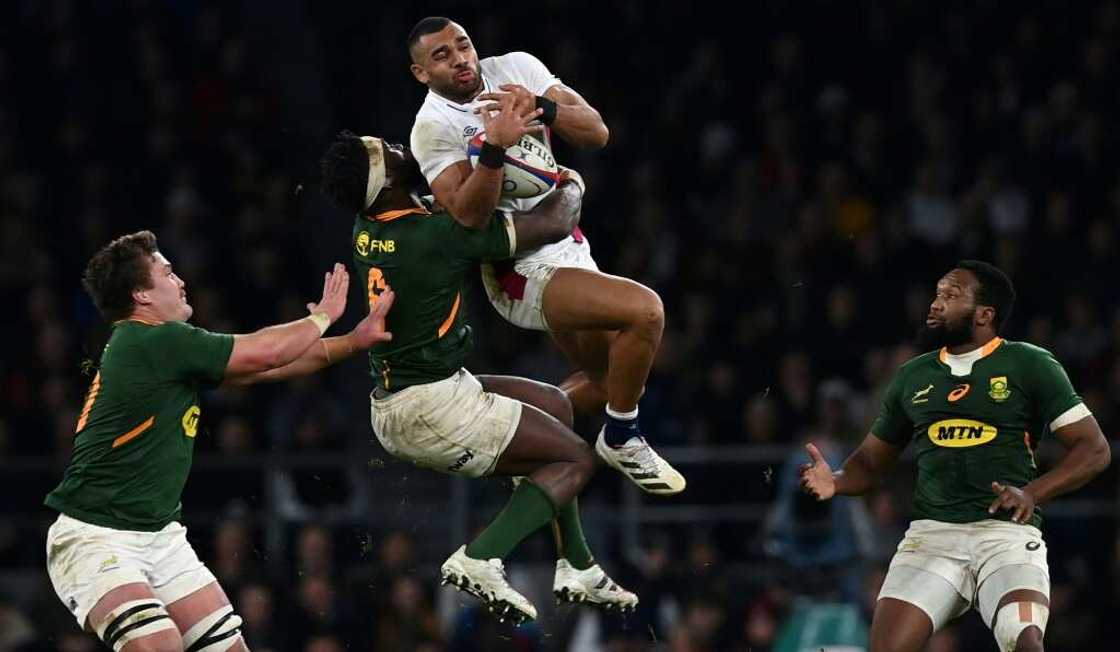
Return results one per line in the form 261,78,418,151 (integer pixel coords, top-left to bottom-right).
410,51,586,267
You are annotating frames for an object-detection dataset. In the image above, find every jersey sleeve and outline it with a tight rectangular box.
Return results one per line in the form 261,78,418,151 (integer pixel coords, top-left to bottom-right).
870,370,913,446
149,321,234,386
411,118,467,186
505,51,562,95
1024,347,1084,432
446,212,515,261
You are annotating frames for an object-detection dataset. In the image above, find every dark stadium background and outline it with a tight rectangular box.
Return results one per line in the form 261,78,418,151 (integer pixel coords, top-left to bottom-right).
3,1,1119,650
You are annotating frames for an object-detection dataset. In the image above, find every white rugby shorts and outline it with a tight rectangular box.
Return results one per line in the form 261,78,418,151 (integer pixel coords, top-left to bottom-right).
878,519,1050,631
481,231,598,331
370,369,522,478
45,513,216,629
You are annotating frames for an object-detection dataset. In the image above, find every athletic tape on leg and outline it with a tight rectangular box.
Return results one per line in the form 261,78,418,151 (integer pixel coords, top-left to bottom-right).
182,605,243,651
993,601,1049,652
94,599,177,651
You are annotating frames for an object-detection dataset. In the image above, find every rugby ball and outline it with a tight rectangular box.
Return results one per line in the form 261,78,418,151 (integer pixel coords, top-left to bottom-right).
467,133,559,198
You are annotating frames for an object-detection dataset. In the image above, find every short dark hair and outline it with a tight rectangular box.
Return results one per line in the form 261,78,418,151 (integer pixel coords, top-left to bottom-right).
319,130,369,214
956,259,1016,333
407,16,452,59
83,230,159,322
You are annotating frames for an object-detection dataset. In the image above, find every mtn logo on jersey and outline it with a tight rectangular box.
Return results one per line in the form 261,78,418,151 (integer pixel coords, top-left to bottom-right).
927,419,998,447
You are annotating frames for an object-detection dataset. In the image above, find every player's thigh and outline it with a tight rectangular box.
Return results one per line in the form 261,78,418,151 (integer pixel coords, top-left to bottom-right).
542,268,663,332
166,581,248,651
478,374,573,427
87,583,181,651
46,514,168,636
876,563,969,647
494,402,594,476
870,598,935,652
972,521,1050,627
144,522,246,650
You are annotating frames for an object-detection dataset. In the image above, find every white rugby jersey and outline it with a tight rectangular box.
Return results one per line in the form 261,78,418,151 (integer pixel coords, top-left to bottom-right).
411,51,576,261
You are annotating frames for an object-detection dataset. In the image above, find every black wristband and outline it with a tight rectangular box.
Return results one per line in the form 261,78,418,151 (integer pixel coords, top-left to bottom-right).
478,141,505,169
536,95,558,126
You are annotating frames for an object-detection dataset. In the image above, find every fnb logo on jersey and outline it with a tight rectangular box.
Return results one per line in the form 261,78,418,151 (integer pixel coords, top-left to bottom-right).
927,419,997,447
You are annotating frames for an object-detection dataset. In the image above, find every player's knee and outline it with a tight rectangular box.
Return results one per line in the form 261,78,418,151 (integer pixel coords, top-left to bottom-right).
570,438,596,483
544,384,575,428
622,285,664,337
1013,625,1044,652
994,602,1048,652
637,288,664,335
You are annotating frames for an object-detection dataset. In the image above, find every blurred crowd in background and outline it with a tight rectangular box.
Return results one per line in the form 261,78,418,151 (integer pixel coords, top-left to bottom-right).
3,1,1120,650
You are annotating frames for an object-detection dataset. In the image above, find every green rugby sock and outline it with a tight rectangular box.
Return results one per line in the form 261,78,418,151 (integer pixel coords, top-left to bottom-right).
552,497,595,570
465,480,557,561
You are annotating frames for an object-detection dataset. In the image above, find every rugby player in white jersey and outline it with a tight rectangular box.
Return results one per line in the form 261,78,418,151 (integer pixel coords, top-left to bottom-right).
406,16,684,495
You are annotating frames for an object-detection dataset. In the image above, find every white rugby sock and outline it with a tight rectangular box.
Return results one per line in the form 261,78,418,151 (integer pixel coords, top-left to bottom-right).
605,406,638,421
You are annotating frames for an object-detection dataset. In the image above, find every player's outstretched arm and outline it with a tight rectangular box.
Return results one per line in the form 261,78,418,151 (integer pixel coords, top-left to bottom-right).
988,415,1111,522
223,263,350,378
510,174,583,254
226,290,395,386
800,435,902,500
431,97,544,229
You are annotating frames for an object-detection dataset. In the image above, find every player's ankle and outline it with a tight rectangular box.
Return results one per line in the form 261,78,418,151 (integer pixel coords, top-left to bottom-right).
603,406,640,447
605,405,638,421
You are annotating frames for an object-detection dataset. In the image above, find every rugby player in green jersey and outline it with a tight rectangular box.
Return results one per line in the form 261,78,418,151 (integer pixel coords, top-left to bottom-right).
800,260,1111,652
45,232,393,651
319,125,638,624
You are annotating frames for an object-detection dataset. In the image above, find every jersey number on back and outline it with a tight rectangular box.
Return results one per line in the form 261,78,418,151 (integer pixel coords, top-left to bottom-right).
75,371,102,432
367,267,392,306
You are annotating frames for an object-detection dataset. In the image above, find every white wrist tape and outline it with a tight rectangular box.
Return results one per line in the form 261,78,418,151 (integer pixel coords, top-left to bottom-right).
308,312,331,335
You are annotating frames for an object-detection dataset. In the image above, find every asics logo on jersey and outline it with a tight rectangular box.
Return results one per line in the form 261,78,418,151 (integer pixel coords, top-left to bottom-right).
463,126,478,137
947,383,971,402
927,419,997,447
912,384,934,404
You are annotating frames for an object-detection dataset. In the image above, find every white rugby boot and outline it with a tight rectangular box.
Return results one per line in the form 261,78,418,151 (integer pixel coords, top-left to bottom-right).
553,559,639,613
440,545,537,624
595,430,686,495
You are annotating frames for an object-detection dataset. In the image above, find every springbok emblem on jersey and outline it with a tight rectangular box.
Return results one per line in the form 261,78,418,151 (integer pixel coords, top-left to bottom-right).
912,384,934,404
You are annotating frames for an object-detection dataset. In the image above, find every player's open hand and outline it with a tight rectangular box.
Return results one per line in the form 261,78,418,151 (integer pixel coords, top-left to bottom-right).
349,288,395,349
988,481,1036,523
478,84,537,115
306,263,349,323
475,93,543,148
800,443,836,500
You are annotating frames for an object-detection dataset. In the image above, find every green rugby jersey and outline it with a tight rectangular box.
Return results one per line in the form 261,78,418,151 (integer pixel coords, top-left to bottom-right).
352,207,514,391
871,338,1083,527
45,320,233,531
